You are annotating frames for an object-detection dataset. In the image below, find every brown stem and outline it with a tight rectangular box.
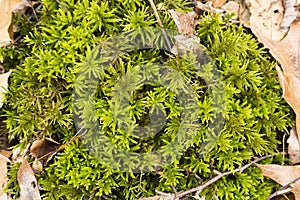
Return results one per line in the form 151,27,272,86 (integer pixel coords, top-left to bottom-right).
148,0,172,50
266,176,300,200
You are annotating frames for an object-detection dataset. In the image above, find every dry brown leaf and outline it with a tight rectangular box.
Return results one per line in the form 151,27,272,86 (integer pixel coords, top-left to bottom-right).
248,0,287,41
17,160,41,200
257,164,300,199
212,0,227,8
273,23,300,137
0,0,30,46
168,9,197,38
0,71,11,108
288,126,300,164
30,138,60,165
0,150,11,200
281,0,298,31
247,0,300,137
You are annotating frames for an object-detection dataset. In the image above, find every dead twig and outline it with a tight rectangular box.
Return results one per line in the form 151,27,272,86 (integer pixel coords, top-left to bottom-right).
155,190,178,199
148,0,172,50
28,0,38,21
266,176,300,200
154,154,274,199
282,132,286,165
28,3,43,21
55,0,68,11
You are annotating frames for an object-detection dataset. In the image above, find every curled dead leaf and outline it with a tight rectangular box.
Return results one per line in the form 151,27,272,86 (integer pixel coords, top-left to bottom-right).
287,126,300,164
246,0,300,138
17,160,41,200
30,138,60,165
0,0,30,46
272,25,300,137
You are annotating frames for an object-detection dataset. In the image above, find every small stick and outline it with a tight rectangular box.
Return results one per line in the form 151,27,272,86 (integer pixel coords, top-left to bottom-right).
148,0,172,50
282,133,286,165
28,0,39,21
55,0,68,11
176,154,274,198
148,0,163,27
155,190,172,196
266,176,300,200
171,184,177,197
193,172,203,183
152,154,274,199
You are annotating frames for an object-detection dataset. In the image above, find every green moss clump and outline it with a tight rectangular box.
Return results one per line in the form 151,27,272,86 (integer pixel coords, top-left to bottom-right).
0,0,294,199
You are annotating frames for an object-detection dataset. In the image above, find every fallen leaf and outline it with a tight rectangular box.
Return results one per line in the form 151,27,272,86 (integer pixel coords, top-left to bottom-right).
0,0,30,46
281,0,298,31
288,126,300,164
0,150,11,200
257,164,300,199
248,0,287,41
30,138,60,165
17,160,41,200
0,71,11,108
247,0,300,137
168,9,197,38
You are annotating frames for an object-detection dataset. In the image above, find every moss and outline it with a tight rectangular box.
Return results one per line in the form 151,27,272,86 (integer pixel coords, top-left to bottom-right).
0,0,294,199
